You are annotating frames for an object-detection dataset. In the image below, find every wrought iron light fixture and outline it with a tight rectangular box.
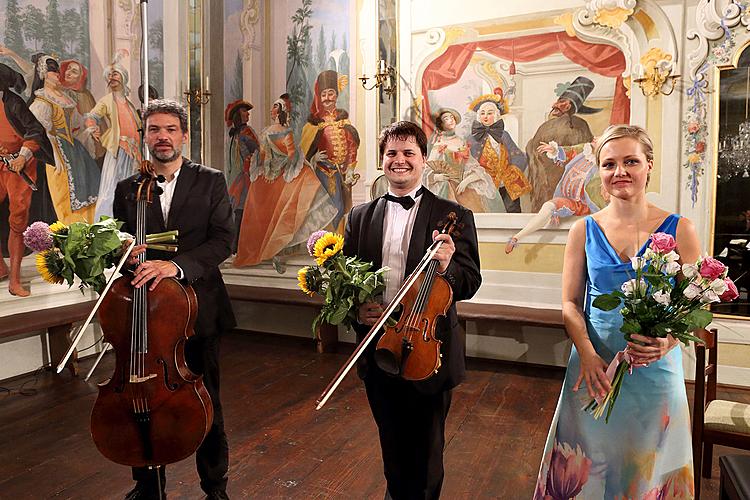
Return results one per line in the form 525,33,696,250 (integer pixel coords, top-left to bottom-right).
359,59,396,97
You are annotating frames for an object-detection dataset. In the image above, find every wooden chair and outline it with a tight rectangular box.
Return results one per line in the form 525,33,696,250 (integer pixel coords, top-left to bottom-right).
692,328,750,497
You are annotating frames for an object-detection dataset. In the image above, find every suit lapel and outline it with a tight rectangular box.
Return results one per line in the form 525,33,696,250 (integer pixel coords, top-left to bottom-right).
369,197,386,269
167,159,196,230
405,190,434,277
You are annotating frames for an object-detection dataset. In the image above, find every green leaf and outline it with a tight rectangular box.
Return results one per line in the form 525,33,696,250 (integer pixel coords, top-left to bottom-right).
621,319,641,335
593,294,621,311
683,309,713,330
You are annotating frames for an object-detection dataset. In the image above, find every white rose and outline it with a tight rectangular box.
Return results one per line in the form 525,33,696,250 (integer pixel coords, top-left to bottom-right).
663,261,681,275
631,256,647,272
643,248,656,260
701,289,720,304
710,278,728,295
684,283,703,300
652,290,671,305
682,263,700,279
663,250,680,262
622,278,647,296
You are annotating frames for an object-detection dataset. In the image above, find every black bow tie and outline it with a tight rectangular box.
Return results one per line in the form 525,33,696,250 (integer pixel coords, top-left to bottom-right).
471,119,505,144
383,187,424,210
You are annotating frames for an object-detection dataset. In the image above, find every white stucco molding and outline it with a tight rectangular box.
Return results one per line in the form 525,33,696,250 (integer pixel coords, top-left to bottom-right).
240,0,261,60
687,0,750,80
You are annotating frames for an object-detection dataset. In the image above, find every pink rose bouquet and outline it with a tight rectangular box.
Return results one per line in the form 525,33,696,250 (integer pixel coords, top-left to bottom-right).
586,232,738,422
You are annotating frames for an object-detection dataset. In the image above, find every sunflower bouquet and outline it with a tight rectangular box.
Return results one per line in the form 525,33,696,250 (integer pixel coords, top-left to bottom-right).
23,218,178,294
297,230,388,334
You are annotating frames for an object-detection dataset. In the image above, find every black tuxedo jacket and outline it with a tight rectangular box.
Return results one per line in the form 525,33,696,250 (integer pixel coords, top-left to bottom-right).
344,188,481,394
113,158,237,336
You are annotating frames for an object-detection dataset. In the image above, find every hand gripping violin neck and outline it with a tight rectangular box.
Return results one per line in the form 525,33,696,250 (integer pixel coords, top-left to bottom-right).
316,212,460,409
90,159,213,467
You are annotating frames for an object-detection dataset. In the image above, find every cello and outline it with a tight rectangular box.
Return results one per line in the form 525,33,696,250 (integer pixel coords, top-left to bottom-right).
90,160,213,467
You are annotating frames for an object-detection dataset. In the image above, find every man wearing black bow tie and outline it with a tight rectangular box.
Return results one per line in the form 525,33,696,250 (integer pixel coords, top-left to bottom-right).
468,90,530,213
344,121,481,500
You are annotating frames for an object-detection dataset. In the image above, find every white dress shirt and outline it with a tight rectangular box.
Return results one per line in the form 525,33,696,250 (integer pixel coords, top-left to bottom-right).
382,185,423,304
157,167,181,226
156,167,184,279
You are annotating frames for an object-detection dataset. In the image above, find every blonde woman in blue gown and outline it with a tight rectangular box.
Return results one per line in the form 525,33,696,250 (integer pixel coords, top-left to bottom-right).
535,125,701,499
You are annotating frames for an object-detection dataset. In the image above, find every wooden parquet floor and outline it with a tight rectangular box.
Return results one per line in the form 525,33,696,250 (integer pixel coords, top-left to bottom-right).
0,331,746,499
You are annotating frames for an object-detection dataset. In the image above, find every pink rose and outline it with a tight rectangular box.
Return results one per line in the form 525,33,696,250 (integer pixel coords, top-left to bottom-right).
649,232,677,253
699,256,727,281
688,121,700,133
720,278,739,302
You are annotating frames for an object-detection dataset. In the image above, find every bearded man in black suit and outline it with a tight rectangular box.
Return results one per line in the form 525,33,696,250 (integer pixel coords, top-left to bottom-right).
344,121,481,500
113,99,235,500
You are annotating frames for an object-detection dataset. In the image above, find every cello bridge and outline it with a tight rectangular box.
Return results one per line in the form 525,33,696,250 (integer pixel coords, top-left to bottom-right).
129,374,158,383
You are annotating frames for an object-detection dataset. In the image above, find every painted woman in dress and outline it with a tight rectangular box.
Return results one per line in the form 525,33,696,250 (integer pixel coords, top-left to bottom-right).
535,124,700,499
28,55,100,224
424,108,502,213
233,94,336,270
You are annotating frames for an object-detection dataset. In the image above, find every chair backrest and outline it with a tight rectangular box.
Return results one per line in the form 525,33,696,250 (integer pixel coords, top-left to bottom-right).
692,327,718,475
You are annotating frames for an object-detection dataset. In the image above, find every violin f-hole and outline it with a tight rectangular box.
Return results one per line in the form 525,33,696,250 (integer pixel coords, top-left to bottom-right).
157,358,179,391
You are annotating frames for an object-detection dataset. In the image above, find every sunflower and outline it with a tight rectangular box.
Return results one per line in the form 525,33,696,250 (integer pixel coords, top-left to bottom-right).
49,221,68,235
313,232,344,265
297,266,315,296
36,250,65,285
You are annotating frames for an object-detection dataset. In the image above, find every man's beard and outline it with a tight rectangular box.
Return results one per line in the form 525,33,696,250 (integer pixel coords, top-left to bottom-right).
150,146,181,162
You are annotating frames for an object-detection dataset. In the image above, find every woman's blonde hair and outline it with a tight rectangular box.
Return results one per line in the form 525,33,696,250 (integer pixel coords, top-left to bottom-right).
594,124,654,165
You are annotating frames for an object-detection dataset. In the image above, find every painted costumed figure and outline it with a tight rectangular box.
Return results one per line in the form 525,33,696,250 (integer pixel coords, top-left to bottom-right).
86,51,142,220
467,89,531,213
525,76,600,211
0,63,53,296
28,54,100,224
424,108,503,213
234,94,337,270
301,70,360,232
224,99,259,252
506,139,608,253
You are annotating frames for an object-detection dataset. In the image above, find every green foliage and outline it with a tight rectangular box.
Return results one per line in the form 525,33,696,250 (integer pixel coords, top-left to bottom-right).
51,217,127,294
303,252,387,336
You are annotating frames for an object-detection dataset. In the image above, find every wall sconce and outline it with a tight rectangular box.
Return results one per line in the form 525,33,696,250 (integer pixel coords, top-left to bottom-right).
184,88,212,105
633,48,680,97
633,71,680,97
360,59,396,97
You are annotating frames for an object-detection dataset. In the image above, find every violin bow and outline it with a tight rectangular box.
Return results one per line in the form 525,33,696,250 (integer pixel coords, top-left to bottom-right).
315,213,458,410
55,239,137,374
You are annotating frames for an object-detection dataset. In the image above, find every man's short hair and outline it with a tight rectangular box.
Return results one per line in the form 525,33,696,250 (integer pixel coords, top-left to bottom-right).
142,99,189,132
378,121,428,157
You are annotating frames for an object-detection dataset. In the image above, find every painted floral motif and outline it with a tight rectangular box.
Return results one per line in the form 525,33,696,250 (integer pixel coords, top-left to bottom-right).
683,2,746,206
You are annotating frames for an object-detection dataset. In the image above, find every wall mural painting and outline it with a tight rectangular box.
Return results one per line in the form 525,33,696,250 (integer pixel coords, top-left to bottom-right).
0,0,100,297
420,27,631,251
232,0,358,272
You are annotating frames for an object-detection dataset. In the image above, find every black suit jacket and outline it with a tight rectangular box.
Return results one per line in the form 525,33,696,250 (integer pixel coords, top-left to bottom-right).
113,158,237,336
344,188,481,394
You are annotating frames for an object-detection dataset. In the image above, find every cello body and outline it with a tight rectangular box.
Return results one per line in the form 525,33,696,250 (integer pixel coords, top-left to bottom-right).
90,274,213,467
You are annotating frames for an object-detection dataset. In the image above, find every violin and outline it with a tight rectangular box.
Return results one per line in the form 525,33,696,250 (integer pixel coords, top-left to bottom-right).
316,212,459,409
373,215,458,380
90,160,213,467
